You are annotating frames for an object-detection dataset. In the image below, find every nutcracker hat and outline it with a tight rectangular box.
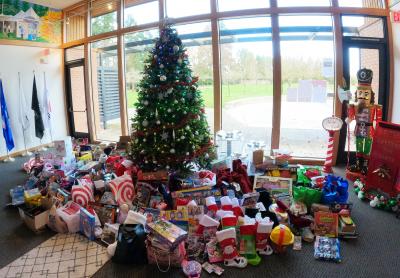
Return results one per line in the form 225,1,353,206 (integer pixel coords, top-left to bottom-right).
357,68,373,88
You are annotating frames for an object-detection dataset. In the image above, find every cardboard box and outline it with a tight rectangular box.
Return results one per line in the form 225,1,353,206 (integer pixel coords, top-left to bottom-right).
18,205,49,232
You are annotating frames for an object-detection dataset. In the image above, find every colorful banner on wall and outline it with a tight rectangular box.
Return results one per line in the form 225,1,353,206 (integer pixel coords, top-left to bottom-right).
0,0,61,44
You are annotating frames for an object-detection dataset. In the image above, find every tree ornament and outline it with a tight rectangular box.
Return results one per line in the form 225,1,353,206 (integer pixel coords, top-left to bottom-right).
145,160,149,164
144,100,149,106
204,153,209,159
154,55,157,59
160,64,164,69
185,126,190,130
177,58,183,64
167,88,173,94
174,100,178,104
173,45,179,53
142,120,149,127
172,129,176,140
166,165,170,170
167,108,172,113
158,93,164,100
156,120,161,125
181,135,185,140
161,132,168,141
186,152,190,156
143,138,147,142
160,75,167,81
181,98,185,103
135,139,139,143
170,148,176,154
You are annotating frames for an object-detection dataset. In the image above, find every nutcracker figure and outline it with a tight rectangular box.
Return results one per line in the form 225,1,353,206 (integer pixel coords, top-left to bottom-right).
346,68,382,175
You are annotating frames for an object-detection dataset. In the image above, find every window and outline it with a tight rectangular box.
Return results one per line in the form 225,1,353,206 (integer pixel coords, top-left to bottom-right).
279,15,334,158
65,45,84,62
342,16,384,38
219,17,273,152
91,0,118,35
90,37,121,141
218,0,269,11
338,0,385,8
65,4,86,42
166,0,210,18
278,0,331,7
175,22,214,133
124,0,159,27
124,29,159,133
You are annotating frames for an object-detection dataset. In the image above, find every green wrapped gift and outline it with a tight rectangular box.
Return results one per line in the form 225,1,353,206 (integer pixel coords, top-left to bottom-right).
293,186,322,208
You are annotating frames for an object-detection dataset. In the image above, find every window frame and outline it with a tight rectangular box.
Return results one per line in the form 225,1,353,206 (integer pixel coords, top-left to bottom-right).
60,0,393,164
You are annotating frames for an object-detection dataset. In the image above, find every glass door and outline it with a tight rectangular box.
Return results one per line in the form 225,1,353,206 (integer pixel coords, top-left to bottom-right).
337,40,389,164
65,60,90,139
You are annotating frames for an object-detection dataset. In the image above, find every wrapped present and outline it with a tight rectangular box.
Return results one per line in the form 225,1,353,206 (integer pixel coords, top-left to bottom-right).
146,220,188,250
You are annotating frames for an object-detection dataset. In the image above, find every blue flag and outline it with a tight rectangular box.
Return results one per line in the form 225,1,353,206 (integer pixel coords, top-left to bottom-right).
0,79,15,152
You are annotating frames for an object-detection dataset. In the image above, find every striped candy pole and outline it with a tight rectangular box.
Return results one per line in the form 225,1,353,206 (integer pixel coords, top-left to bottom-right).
323,131,334,173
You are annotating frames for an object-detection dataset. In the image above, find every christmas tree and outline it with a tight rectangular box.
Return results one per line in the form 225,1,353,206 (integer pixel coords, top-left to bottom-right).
130,24,214,173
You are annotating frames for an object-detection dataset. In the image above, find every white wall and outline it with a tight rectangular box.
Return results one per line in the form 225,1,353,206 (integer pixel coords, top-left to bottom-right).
0,45,68,156
392,4,400,124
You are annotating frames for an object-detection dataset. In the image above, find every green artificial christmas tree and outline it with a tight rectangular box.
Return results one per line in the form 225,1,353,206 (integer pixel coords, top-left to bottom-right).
130,24,214,173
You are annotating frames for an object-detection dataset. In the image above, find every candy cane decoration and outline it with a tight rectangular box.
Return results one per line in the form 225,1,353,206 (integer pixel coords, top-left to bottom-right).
322,116,343,174
323,131,335,173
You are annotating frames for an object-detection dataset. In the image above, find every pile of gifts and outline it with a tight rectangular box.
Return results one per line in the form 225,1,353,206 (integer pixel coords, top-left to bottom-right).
8,135,362,276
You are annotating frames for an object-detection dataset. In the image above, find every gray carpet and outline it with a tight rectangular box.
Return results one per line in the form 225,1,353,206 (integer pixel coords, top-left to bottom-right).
1,155,399,278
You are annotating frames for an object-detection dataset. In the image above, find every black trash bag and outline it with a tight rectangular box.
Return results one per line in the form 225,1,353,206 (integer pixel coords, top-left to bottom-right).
112,224,148,264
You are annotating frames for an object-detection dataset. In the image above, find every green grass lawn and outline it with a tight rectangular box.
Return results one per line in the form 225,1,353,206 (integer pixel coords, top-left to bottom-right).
127,83,278,109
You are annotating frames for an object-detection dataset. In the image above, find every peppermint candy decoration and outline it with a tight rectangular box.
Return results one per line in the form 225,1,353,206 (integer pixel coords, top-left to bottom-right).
108,175,135,205
71,184,93,207
23,158,44,173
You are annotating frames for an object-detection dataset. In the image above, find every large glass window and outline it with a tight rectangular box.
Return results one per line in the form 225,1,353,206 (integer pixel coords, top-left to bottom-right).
166,0,210,18
279,15,334,158
338,0,385,8
342,16,384,38
218,0,269,11
175,22,214,133
91,37,121,141
124,0,159,27
124,29,159,133
91,0,118,35
278,0,331,7
219,17,273,152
